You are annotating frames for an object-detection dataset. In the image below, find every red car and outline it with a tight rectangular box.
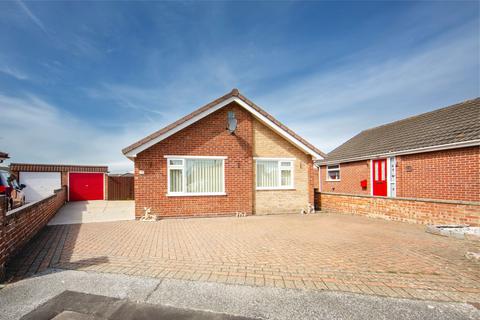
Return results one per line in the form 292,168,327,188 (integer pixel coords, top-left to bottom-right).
0,168,26,211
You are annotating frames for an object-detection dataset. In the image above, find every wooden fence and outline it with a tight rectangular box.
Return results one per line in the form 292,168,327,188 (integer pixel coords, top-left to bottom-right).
107,176,134,200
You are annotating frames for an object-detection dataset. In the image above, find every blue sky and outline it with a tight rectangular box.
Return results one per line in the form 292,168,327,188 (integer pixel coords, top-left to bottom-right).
0,1,478,172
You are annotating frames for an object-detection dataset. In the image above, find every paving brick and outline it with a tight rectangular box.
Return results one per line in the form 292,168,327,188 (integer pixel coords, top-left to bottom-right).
5,214,480,303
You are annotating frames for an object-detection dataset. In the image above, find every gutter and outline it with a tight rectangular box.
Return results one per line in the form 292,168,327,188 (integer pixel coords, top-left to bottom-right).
316,139,480,165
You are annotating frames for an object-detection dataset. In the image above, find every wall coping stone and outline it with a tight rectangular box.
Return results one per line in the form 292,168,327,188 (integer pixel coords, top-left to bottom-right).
320,191,480,206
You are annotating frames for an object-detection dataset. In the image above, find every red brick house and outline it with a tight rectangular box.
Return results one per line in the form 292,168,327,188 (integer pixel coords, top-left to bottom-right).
122,89,325,218
317,98,480,226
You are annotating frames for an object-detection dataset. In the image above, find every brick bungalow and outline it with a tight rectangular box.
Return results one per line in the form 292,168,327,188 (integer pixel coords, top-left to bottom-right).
122,89,325,218
317,98,480,226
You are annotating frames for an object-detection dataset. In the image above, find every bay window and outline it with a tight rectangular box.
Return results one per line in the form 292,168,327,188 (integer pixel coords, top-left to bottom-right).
256,158,294,189
166,156,225,195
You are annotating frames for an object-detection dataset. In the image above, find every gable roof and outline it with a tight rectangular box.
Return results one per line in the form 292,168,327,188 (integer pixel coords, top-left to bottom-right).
322,97,480,164
122,89,325,160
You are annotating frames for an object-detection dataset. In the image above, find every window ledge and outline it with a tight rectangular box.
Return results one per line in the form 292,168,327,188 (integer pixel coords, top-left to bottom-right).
326,179,341,182
166,192,227,197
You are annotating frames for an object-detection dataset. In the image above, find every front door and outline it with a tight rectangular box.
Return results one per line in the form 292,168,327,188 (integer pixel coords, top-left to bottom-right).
372,159,387,196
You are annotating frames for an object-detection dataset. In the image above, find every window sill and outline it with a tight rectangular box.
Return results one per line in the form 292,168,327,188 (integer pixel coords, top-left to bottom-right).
166,192,227,197
326,179,341,182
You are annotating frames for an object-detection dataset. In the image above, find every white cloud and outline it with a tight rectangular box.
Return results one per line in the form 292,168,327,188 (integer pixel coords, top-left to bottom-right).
0,65,29,80
15,0,49,35
0,94,136,172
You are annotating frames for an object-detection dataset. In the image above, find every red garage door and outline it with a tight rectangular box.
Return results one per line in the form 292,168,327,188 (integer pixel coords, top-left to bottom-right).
69,173,104,201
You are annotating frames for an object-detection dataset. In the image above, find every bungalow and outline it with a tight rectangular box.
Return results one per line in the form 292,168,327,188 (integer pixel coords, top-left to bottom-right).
317,98,480,226
122,89,325,218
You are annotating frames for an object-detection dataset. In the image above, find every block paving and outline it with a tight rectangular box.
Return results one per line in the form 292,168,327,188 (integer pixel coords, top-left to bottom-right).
5,213,480,303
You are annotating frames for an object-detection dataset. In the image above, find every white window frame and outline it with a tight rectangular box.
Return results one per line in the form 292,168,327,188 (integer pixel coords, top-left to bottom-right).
254,157,295,190
326,164,341,181
165,155,227,196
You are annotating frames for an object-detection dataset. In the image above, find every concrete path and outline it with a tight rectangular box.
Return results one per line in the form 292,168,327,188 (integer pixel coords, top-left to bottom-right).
48,201,135,225
0,270,478,320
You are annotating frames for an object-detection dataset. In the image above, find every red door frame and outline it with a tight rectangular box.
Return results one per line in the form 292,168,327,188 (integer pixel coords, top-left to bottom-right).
372,159,387,197
68,172,105,201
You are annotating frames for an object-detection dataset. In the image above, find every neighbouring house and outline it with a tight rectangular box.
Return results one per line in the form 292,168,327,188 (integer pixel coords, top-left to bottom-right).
9,163,108,202
0,151,9,163
122,89,325,218
317,98,480,226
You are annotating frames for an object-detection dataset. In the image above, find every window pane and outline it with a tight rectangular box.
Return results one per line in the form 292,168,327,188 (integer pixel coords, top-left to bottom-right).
374,162,379,180
257,160,278,188
281,169,292,186
186,159,223,193
169,159,183,166
381,161,385,181
169,169,183,192
280,161,291,167
328,171,339,180
327,165,339,170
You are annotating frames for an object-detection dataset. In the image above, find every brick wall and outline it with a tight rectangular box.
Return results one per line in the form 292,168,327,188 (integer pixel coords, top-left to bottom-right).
319,192,480,226
320,160,370,195
320,146,479,202
396,147,479,202
0,187,66,281
134,102,254,218
253,119,314,214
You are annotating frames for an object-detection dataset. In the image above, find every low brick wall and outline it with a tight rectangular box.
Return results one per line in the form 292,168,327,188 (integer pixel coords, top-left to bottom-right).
0,186,66,281
319,192,480,226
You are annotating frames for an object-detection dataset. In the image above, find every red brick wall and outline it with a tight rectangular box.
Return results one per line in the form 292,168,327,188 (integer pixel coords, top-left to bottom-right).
0,187,66,280
134,102,254,218
320,160,370,195
396,147,479,202
319,192,480,226
320,147,479,202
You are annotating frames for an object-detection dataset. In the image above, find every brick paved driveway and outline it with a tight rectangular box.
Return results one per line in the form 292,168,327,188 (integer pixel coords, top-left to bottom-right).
6,214,480,303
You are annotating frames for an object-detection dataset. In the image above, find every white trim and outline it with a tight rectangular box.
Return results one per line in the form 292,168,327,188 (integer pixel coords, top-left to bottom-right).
164,155,228,159
369,160,373,196
253,157,296,161
167,192,226,197
318,140,480,165
125,96,324,160
387,158,392,198
255,158,295,190
166,156,226,195
325,164,341,182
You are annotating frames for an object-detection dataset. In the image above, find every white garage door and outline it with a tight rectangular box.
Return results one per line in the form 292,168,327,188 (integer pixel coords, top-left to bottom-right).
20,172,61,203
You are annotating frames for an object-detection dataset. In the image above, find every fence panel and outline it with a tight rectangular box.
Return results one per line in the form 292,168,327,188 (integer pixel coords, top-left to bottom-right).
108,176,134,200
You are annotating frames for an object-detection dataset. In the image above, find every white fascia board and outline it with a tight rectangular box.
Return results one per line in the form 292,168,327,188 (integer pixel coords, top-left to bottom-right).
317,139,480,165
125,97,237,158
164,155,228,159
125,97,324,160
233,99,323,160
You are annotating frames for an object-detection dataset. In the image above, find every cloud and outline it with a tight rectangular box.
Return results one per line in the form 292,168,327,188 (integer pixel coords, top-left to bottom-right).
255,20,479,152
0,65,29,80
0,93,135,172
15,0,49,35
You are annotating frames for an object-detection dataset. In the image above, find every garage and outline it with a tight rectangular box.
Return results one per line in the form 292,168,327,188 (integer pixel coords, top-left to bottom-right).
69,172,105,201
10,163,108,202
19,172,61,202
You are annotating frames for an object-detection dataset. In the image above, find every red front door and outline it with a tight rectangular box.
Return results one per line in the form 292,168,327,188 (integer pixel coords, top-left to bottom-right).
69,173,104,201
372,159,387,196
